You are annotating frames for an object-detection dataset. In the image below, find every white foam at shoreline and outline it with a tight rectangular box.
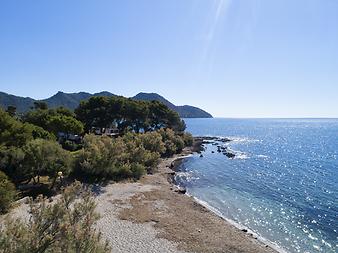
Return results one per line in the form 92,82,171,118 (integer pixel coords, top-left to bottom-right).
175,154,193,160
228,136,261,143
234,154,250,160
177,137,286,252
185,193,288,253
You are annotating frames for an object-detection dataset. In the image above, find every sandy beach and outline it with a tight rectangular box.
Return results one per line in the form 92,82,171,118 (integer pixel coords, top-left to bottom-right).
93,148,277,253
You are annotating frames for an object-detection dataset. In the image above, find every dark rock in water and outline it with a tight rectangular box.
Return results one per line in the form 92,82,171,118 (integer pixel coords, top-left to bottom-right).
223,151,235,158
174,186,186,194
200,154,203,157
218,138,231,143
211,151,215,153
241,229,248,233
227,153,235,158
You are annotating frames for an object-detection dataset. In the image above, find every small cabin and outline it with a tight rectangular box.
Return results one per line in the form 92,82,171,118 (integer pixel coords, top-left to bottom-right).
103,127,120,137
90,126,120,137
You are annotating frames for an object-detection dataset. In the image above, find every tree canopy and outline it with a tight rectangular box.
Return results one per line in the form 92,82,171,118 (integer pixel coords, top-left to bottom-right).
75,96,185,133
0,94,194,209
0,109,54,147
23,106,84,136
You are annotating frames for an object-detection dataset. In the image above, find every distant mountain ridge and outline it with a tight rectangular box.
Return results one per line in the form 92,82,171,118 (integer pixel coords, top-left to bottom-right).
133,92,212,118
0,91,212,118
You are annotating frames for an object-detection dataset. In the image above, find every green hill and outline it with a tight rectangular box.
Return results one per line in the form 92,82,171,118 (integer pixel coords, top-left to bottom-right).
0,91,212,118
133,93,212,118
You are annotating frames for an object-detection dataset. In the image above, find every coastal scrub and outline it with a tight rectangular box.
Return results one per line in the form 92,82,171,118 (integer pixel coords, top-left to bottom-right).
0,182,110,253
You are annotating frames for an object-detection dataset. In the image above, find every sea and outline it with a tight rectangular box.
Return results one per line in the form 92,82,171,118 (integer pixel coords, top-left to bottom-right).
175,118,338,253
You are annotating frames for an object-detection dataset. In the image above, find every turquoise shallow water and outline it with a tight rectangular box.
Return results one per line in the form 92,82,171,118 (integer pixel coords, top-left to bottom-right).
175,118,338,253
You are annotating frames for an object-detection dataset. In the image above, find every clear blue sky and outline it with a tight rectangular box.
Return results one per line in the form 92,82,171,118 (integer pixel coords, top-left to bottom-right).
0,0,337,117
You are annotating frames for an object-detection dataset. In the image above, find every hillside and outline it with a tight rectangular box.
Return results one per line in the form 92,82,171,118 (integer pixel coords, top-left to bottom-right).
0,92,35,113
0,91,212,118
132,92,176,110
133,93,212,118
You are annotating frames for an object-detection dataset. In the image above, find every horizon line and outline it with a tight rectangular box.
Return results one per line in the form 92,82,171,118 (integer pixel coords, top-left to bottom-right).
190,117,338,120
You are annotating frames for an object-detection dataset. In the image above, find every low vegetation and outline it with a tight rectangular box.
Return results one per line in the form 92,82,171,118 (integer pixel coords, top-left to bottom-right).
76,129,188,181
0,182,110,253
0,171,16,214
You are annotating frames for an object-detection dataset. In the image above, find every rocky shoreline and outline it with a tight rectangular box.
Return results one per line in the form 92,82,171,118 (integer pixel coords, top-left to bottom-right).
107,138,278,253
193,136,237,158
162,137,284,253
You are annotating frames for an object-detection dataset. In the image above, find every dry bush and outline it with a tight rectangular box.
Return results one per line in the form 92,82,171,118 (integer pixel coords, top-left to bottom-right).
0,181,110,253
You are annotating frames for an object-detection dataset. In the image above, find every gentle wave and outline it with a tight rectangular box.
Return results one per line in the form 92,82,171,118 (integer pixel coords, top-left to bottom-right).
188,194,288,253
228,136,261,143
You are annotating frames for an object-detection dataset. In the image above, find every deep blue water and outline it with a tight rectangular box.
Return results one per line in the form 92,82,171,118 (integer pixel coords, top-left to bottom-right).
176,118,338,253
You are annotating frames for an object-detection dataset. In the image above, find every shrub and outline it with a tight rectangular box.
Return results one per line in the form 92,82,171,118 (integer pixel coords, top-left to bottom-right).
138,131,165,154
158,128,185,156
77,134,160,180
122,133,161,169
77,129,192,181
77,134,125,179
173,135,185,153
21,139,73,184
0,171,16,214
112,163,132,179
0,139,72,186
130,163,146,180
143,151,161,169
0,146,27,183
0,181,110,253
182,132,193,147
163,140,177,157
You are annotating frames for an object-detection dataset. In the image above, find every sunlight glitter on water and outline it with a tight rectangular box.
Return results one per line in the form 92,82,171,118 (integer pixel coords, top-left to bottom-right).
176,118,338,253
